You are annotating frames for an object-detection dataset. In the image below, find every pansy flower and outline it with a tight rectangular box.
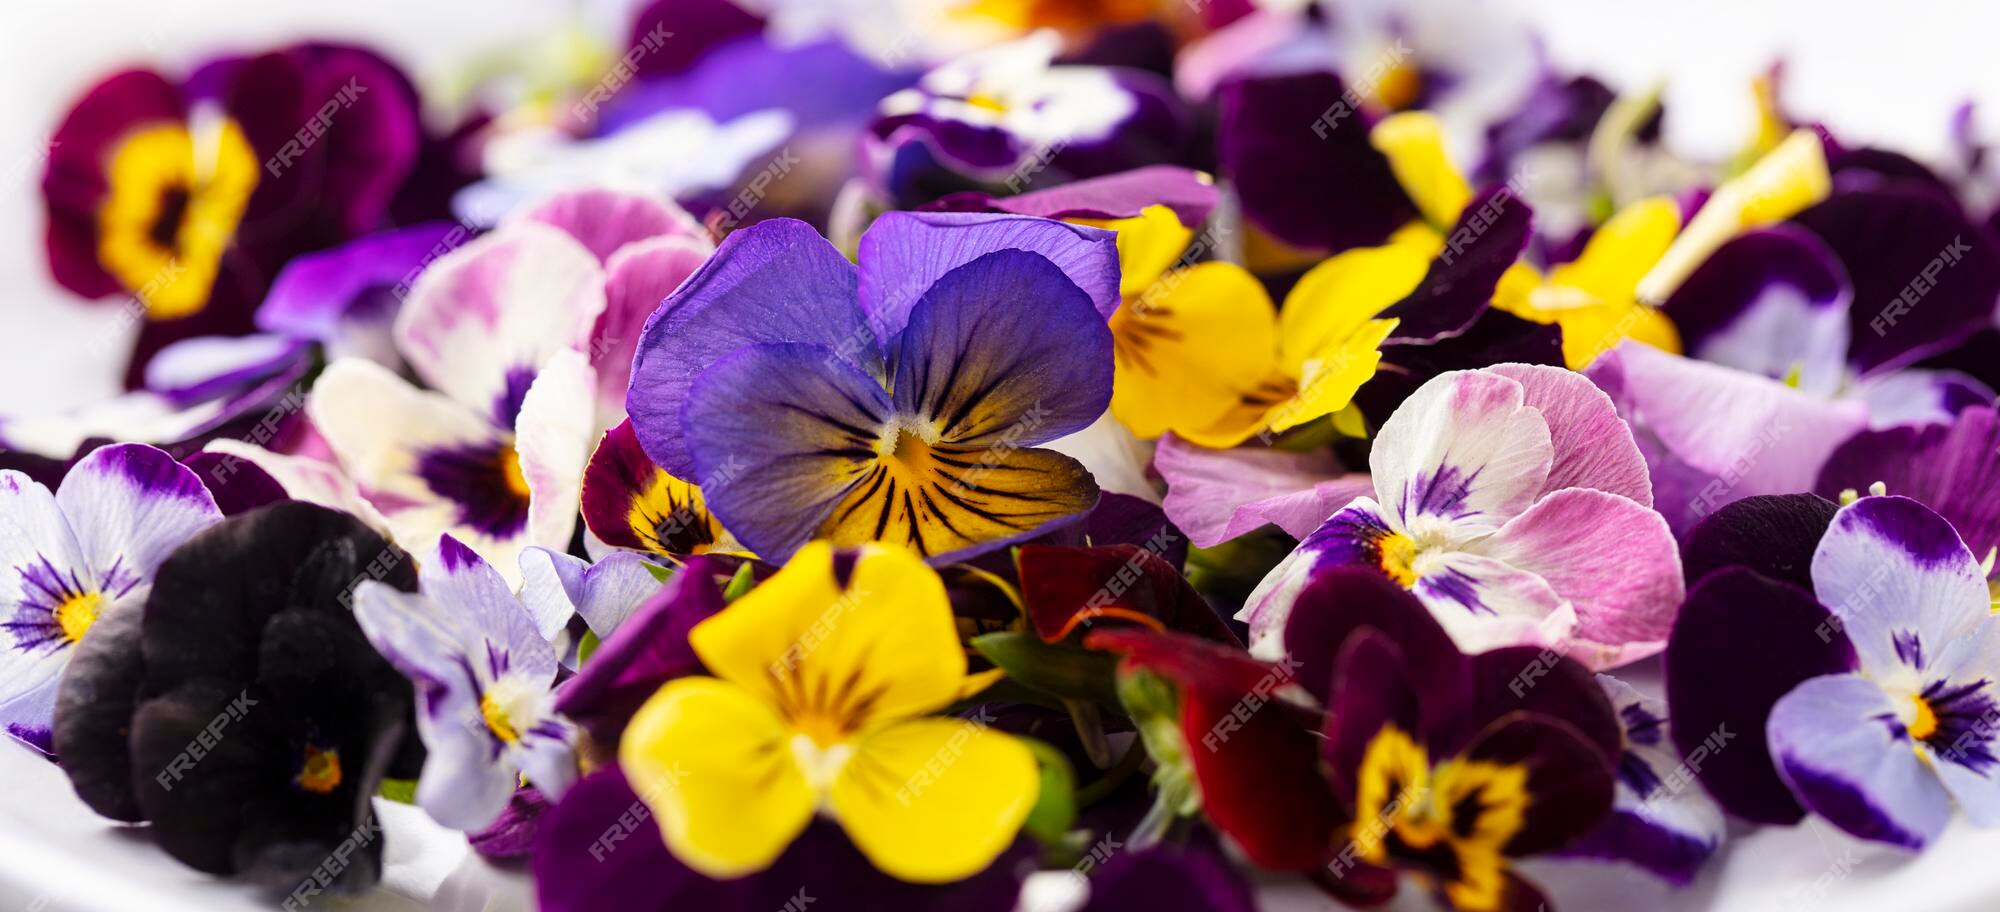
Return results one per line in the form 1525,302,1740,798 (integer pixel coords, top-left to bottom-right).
1661,186,2000,427
308,192,695,581
625,211,1120,563
1669,495,2000,848
579,419,743,559
53,502,422,888
863,30,1190,205
1586,341,1869,537
1553,675,1725,885
0,443,221,752
42,45,425,385
619,542,1039,881
1088,567,1619,910
1815,404,2000,569
352,536,580,831
1243,364,1683,668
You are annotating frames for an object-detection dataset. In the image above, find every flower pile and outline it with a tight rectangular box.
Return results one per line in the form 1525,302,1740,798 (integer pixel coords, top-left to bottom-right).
7,3,2000,911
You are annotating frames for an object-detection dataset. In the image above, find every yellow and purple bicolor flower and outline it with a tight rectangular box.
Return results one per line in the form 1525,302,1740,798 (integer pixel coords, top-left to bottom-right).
625,211,1120,563
620,542,1038,882
307,189,704,584
0,444,222,753
1668,495,2000,849
41,45,426,386
579,419,744,559
351,536,580,832
1243,364,1684,668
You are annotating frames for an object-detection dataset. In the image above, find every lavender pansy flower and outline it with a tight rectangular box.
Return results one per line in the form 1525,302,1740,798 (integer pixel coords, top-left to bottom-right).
625,211,1119,563
1586,340,1868,538
517,545,667,648
352,536,579,831
0,443,222,752
1670,495,2000,849
1242,363,1683,669
1816,404,2000,568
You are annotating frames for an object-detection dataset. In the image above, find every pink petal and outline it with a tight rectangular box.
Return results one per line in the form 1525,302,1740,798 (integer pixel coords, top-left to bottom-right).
1479,488,1686,669
1488,362,1652,506
1154,433,1370,548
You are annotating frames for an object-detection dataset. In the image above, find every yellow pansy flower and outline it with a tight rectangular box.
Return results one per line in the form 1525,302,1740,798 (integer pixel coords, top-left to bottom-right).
619,543,1038,882
1083,205,1408,446
1368,110,1691,368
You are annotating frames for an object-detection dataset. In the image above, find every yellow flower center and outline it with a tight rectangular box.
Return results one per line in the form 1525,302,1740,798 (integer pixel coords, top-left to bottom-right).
297,746,343,794
1910,694,1940,742
964,93,1008,114
481,692,521,744
55,591,104,643
96,120,259,320
499,443,531,499
1379,532,1421,587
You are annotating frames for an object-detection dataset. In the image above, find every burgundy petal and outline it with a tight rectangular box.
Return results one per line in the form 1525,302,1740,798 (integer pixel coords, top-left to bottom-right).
1681,493,1839,593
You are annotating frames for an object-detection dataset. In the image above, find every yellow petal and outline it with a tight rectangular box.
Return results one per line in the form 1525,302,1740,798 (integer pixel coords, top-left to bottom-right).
1371,111,1472,231
689,542,967,732
1638,128,1829,302
1547,196,1680,302
830,716,1040,883
1075,204,1196,300
1172,374,1303,449
1278,243,1429,368
1271,317,1398,434
1111,261,1280,438
1556,300,1682,369
814,443,1098,560
619,677,815,878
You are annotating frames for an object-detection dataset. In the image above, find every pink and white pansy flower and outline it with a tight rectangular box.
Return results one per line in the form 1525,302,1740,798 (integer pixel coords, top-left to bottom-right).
307,189,707,585
1241,363,1684,668
0,444,222,752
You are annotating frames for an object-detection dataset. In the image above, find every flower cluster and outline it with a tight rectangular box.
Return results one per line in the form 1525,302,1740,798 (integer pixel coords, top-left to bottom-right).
7,2,2000,911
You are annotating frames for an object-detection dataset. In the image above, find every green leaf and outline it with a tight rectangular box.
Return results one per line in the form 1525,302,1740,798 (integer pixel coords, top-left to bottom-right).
1018,737,1077,845
722,562,756,601
576,629,603,665
1117,669,1202,818
642,560,675,584
378,778,418,804
971,632,1121,708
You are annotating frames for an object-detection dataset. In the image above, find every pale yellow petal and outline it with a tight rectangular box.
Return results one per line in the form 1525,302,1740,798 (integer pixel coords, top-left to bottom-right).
1278,244,1429,368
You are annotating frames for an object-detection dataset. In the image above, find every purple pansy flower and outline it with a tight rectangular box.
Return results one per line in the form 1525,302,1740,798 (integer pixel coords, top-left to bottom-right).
517,545,667,652
0,443,222,752
625,211,1120,563
1669,495,2000,849
863,31,1190,206
352,536,580,831
307,190,706,583
1242,363,1683,668
257,221,475,369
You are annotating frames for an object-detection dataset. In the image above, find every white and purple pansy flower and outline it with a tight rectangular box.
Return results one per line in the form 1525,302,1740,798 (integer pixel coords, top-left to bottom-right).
308,189,709,584
1554,675,1726,885
864,30,1189,204
1242,363,1684,668
0,443,222,752
1660,198,2000,429
624,210,1121,564
1671,495,2000,849
351,535,579,832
